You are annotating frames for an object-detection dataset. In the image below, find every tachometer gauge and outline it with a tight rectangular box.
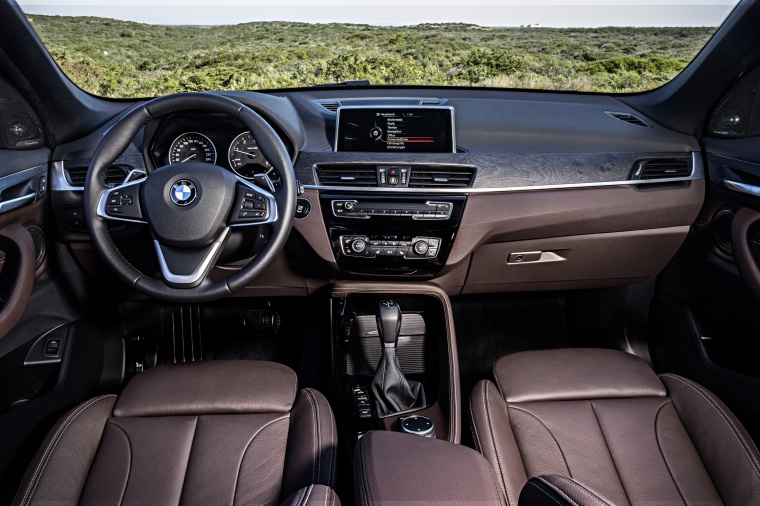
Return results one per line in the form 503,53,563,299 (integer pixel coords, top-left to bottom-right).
169,132,217,165
227,132,275,180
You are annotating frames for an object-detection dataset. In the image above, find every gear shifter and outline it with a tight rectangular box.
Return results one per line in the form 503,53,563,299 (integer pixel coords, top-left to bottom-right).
371,300,427,416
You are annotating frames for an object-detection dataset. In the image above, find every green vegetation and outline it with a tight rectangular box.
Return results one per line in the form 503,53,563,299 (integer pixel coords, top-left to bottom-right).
26,15,715,97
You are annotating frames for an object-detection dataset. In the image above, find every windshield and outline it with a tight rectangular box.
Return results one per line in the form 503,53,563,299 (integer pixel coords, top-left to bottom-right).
19,1,738,98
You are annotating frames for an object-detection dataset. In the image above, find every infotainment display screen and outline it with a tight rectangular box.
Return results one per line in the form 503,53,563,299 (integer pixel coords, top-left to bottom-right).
335,106,455,153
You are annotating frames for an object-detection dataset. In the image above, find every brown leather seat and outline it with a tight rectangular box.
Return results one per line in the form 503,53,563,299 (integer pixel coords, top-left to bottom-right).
12,360,339,506
470,348,760,506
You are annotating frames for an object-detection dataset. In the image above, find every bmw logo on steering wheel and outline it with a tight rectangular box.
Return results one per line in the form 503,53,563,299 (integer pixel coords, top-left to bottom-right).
170,179,197,206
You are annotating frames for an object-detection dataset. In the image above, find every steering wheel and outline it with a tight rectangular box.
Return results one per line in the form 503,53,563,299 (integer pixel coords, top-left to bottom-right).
84,92,296,303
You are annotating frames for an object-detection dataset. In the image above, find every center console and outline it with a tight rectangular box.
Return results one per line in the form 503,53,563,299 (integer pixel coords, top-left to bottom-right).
329,282,461,446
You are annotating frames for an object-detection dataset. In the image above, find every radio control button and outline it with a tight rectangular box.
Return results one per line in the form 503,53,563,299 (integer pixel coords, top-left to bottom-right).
344,201,355,211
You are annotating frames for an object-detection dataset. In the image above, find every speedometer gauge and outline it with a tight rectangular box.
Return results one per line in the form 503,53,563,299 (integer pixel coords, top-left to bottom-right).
169,132,217,165
227,132,274,180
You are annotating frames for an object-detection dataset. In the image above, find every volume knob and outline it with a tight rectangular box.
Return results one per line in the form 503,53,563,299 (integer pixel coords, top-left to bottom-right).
413,240,429,255
344,201,355,211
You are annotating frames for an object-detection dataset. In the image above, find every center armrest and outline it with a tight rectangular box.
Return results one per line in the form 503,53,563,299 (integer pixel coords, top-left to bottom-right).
354,431,505,505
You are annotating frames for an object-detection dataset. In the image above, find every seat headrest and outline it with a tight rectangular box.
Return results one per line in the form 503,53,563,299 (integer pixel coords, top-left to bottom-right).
493,348,666,403
113,360,298,417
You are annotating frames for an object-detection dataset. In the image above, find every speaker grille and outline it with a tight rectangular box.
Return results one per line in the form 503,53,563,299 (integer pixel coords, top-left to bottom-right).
709,90,755,137
0,99,43,148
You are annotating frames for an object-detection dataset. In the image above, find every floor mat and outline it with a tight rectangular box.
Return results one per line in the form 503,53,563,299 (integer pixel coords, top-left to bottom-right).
451,293,568,447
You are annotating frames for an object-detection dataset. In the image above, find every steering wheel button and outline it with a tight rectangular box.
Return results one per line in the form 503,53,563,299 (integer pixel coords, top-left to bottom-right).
108,206,123,214
239,210,253,218
111,190,122,197
254,200,265,210
108,197,120,206
244,190,255,199
255,194,265,201
243,200,254,209
252,211,265,218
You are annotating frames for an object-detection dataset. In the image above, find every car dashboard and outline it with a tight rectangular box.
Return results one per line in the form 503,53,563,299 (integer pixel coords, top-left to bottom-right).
48,88,705,296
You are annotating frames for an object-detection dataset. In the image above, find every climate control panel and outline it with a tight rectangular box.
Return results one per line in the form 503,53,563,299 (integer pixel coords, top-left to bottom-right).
320,193,466,276
340,235,442,259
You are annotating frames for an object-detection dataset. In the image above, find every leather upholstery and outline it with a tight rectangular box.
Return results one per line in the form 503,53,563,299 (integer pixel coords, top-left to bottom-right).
472,348,760,506
355,431,505,506
114,359,298,416
371,347,427,416
492,348,666,403
281,485,341,506
13,361,338,506
519,475,615,506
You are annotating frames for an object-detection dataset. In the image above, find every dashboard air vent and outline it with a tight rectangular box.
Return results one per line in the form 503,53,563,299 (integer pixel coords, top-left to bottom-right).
605,111,652,128
409,166,475,188
318,101,340,113
316,165,378,187
632,158,691,180
65,164,131,187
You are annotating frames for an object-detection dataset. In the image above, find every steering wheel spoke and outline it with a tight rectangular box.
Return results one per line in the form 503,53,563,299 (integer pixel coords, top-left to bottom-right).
96,178,147,224
154,228,230,288
227,176,278,227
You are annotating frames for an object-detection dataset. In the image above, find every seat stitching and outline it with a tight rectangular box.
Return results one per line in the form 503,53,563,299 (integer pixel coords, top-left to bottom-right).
660,374,760,478
177,416,199,505
291,485,307,506
303,484,314,506
19,394,115,506
527,481,565,506
302,391,318,484
469,389,484,452
306,390,322,484
107,422,133,506
653,402,689,506
536,477,580,506
553,476,611,506
508,406,571,476
484,382,513,506
588,401,632,506
358,436,372,506
327,398,336,487
232,416,289,505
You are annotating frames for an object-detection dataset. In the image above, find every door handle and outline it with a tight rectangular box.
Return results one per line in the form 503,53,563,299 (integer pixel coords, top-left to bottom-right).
0,192,37,214
724,179,760,198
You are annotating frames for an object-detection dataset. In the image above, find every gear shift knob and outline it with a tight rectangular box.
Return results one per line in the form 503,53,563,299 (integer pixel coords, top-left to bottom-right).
377,300,402,348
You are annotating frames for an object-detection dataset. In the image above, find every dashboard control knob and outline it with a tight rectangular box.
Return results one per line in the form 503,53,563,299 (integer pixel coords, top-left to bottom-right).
344,201,355,211
413,241,429,256
352,239,367,253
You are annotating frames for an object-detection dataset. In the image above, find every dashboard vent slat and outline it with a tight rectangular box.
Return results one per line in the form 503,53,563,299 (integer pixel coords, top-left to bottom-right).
316,165,378,187
65,164,131,187
318,101,340,113
409,167,475,188
605,111,652,128
633,158,691,180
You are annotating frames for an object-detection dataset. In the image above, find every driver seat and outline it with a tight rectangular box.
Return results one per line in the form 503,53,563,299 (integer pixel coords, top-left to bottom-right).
12,361,339,506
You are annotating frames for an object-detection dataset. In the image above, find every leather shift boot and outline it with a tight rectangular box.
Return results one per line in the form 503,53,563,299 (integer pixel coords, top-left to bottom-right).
371,346,426,416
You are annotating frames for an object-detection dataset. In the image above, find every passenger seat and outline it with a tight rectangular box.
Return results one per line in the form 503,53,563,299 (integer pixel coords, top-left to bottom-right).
470,348,760,506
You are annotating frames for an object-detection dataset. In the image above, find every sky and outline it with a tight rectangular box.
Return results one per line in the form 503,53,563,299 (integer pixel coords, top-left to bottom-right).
17,1,740,27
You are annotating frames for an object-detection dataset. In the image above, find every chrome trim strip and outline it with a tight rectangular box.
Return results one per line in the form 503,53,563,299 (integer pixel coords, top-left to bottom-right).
724,179,760,198
306,151,703,194
153,228,230,286
96,178,148,224
0,192,37,214
229,175,278,227
50,161,82,191
334,105,456,153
